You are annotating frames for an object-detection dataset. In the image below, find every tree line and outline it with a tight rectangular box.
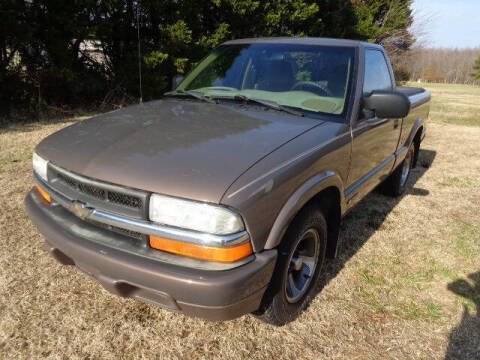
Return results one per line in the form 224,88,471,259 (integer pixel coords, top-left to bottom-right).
396,47,480,84
1,0,416,120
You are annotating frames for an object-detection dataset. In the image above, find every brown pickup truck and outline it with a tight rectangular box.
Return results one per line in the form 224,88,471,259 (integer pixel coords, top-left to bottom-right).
25,37,430,325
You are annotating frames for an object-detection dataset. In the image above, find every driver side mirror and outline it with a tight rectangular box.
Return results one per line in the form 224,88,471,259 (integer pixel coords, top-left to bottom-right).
172,75,184,89
363,90,410,118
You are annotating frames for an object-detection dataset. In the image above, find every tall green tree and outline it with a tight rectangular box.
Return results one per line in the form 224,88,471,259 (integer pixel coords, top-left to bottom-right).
351,0,414,55
472,57,480,81
0,0,29,114
96,0,359,100
351,0,414,82
6,0,107,115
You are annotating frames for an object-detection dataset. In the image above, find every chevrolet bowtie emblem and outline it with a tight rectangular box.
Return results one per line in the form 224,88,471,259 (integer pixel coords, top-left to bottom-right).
70,201,93,220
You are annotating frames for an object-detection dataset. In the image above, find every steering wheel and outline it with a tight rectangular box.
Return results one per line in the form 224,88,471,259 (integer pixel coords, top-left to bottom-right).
290,81,333,97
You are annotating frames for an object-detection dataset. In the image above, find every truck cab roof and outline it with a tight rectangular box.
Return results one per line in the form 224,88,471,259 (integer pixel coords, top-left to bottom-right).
223,37,382,50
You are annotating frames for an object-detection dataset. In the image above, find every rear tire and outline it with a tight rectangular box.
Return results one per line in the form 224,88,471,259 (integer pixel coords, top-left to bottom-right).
255,205,327,326
382,142,415,197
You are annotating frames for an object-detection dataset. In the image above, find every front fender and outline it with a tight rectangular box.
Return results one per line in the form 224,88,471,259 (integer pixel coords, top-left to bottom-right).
264,171,345,249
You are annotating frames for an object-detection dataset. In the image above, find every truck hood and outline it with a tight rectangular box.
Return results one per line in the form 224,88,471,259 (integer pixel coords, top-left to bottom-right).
36,99,321,203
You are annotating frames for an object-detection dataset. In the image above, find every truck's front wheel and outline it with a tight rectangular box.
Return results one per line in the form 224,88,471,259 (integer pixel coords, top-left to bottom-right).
255,206,327,326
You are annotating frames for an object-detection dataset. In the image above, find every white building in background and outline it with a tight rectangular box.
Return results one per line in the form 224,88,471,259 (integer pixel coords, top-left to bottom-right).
78,40,106,65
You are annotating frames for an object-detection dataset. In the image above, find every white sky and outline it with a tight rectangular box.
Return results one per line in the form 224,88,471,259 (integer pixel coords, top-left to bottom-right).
412,0,480,48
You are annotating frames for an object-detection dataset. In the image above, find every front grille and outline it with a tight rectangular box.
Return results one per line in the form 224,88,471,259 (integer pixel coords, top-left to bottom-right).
112,226,146,241
55,171,142,209
78,181,106,200
107,191,142,208
57,172,77,189
86,220,147,245
85,218,147,242
47,163,149,220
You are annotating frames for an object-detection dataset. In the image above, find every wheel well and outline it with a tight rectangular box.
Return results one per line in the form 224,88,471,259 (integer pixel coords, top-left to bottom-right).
297,186,341,259
412,126,423,168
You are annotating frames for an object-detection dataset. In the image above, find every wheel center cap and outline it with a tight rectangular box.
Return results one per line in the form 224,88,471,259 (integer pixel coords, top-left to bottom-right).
291,256,303,271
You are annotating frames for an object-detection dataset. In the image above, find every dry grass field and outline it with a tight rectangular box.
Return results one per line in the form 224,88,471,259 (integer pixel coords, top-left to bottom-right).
1,84,479,359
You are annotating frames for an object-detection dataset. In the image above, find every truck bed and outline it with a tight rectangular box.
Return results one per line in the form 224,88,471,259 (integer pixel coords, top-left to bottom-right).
396,86,426,96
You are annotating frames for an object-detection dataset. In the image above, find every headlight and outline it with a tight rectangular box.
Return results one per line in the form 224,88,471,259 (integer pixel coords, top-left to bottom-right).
33,152,49,182
149,194,244,235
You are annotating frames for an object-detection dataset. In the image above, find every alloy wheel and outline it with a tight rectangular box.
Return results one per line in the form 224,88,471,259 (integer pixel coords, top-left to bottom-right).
284,228,320,303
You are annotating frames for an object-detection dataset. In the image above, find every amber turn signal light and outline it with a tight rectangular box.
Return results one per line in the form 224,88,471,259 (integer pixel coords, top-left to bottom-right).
149,236,253,263
36,184,51,203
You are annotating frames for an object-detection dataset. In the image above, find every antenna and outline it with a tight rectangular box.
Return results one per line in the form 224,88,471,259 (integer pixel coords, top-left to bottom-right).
136,0,143,103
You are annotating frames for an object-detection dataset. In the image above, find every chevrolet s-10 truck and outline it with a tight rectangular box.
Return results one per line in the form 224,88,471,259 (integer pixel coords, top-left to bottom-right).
25,38,430,325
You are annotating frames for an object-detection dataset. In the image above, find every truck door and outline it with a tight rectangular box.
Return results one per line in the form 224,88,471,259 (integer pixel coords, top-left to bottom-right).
346,48,402,204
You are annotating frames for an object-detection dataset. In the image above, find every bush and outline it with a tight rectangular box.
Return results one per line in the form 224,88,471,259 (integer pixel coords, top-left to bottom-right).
394,67,411,84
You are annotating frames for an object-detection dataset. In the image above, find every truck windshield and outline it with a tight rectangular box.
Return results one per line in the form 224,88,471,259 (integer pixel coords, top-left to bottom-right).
177,43,355,115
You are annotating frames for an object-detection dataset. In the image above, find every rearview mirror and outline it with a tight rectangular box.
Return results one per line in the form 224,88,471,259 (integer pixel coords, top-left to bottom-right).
172,75,184,89
363,90,410,118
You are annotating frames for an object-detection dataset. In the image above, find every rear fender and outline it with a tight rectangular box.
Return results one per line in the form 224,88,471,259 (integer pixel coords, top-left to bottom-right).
406,118,424,148
396,117,425,165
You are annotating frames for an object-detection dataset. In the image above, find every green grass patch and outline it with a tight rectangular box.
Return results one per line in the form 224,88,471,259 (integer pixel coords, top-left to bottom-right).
409,82,480,127
419,255,460,281
358,289,388,314
406,269,434,288
424,301,444,320
356,262,444,320
411,82,480,94
437,267,460,281
359,269,388,287
431,112,480,127
392,299,443,321
358,287,444,321
454,221,480,259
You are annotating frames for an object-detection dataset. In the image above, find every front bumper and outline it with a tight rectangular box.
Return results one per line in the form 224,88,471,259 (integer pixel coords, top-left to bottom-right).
25,189,277,321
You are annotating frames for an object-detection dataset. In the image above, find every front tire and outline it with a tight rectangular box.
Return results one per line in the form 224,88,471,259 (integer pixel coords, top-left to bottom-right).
256,206,327,326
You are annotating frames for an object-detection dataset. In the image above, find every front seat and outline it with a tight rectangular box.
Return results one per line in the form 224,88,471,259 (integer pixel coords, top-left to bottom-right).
256,60,295,92
326,63,348,97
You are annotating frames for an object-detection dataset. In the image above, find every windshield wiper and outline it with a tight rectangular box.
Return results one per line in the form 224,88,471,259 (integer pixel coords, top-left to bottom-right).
226,95,304,117
203,86,237,92
165,89,216,104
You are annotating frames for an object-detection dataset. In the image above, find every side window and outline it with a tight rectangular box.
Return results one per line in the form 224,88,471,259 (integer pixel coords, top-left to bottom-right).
363,50,392,94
